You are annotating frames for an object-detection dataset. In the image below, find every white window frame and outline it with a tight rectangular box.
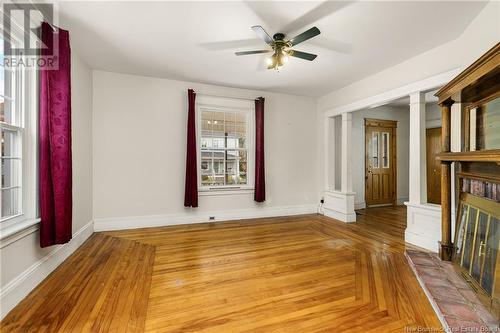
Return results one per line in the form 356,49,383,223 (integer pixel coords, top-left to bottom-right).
0,33,39,243
196,95,255,196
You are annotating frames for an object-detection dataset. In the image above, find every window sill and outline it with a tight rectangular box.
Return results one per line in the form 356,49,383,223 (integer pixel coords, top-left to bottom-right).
0,218,41,249
199,187,255,197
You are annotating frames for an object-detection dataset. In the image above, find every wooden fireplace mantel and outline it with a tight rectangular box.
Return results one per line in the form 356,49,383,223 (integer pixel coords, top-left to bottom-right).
434,43,500,261
436,150,500,163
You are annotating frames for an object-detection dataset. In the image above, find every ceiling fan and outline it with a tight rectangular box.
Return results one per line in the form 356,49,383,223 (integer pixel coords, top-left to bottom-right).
235,26,320,70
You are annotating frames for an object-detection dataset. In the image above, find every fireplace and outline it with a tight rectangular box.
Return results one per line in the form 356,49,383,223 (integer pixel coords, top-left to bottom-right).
435,43,500,320
453,191,499,315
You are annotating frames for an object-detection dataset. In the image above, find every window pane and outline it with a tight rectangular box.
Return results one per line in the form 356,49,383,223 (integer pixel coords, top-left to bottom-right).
0,67,4,97
213,112,224,136
1,65,17,125
1,158,21,187
239,161,247,185
2,187,21,218
226,150,237,173
372,132,379,168
382,132,389,168
224,112,235,136
227,137,237,149
2,129,20,157
0,96,15,125
201,110,213,137
213,137,224,149
235,112,246,138
200,109,249,188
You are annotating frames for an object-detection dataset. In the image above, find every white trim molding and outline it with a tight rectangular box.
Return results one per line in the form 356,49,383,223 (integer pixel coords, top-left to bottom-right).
405,202,441,252
323,190,356,223
323,68,461,117
0,220,94,320
94,204,317,231
0,218,41,249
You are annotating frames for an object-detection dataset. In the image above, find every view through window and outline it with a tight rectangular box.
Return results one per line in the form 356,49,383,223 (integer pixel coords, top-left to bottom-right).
200,110,248,187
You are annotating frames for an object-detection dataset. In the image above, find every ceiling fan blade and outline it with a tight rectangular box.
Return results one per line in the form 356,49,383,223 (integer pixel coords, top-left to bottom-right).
308,38,353,54
281,1,353,34
251,25,273,45
199,39,263,51
235,50,271,56
289,27,320,46
289,50,317,61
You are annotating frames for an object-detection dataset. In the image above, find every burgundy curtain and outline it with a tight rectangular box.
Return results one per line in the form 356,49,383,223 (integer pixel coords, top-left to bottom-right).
254,97,266,202
184,89,198,207
39,22,73,247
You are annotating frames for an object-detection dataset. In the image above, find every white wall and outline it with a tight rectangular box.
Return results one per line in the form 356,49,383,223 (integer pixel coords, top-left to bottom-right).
350,105,410,208
0,52,93,318
92,71,319,229
426,103,442,129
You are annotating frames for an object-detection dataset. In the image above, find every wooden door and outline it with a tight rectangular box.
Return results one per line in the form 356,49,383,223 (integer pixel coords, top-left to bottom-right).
365,119,397,207
426,127,442,204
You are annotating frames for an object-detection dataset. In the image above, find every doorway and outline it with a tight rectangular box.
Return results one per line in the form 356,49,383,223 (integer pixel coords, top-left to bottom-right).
426,127,442,204
365,118,397,207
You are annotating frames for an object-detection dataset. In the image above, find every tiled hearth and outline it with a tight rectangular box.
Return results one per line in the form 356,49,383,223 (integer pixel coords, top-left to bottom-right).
406,250,499,332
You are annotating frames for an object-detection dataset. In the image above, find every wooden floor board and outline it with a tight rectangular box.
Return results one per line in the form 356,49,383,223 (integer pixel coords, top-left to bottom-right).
1,207,442,332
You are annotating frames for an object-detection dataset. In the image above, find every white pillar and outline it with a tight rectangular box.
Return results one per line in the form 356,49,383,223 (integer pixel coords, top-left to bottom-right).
322,112,355,223
341,112,353,193
408,92,427,204
325,116,336,191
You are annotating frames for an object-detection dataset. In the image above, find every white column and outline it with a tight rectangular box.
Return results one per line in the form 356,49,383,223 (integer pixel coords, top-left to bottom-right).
341,112,353,193
408,92,427,204
323,112,355,223
325,116,336,191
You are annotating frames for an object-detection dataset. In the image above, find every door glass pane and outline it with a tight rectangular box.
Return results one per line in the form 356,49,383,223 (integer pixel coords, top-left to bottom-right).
372,132,379,168
471,212,488,280
481,217,499,294
462,207,478,270
455,204,469,258
382,132,389,168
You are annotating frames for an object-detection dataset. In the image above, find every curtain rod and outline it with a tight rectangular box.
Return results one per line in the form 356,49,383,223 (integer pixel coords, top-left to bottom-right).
197,93,261,102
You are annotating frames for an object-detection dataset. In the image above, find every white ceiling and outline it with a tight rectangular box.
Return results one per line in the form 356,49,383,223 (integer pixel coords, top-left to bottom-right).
58,1,487,97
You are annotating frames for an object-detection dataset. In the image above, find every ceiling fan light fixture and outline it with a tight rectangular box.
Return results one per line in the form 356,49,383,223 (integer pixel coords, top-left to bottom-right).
237,26,320,71
281,51,289,63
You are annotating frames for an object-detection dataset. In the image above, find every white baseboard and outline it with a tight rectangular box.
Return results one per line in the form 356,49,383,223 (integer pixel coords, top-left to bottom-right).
0,221,94,320
354,202,366,210
397,197,409,205
323,207,356,222
94,204,318,231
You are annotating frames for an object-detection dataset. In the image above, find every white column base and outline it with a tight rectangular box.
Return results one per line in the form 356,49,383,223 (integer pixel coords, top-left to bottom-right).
405,202,441,252
323,190,356,223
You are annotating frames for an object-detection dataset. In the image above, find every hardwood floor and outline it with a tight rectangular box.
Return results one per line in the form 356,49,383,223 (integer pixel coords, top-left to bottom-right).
1,209,442,332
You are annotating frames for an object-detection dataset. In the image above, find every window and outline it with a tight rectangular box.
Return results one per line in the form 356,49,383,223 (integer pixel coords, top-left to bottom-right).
382,132,389,168
197,97,254,192
372,132,379,168
0,36,38,230
1,40,24,220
